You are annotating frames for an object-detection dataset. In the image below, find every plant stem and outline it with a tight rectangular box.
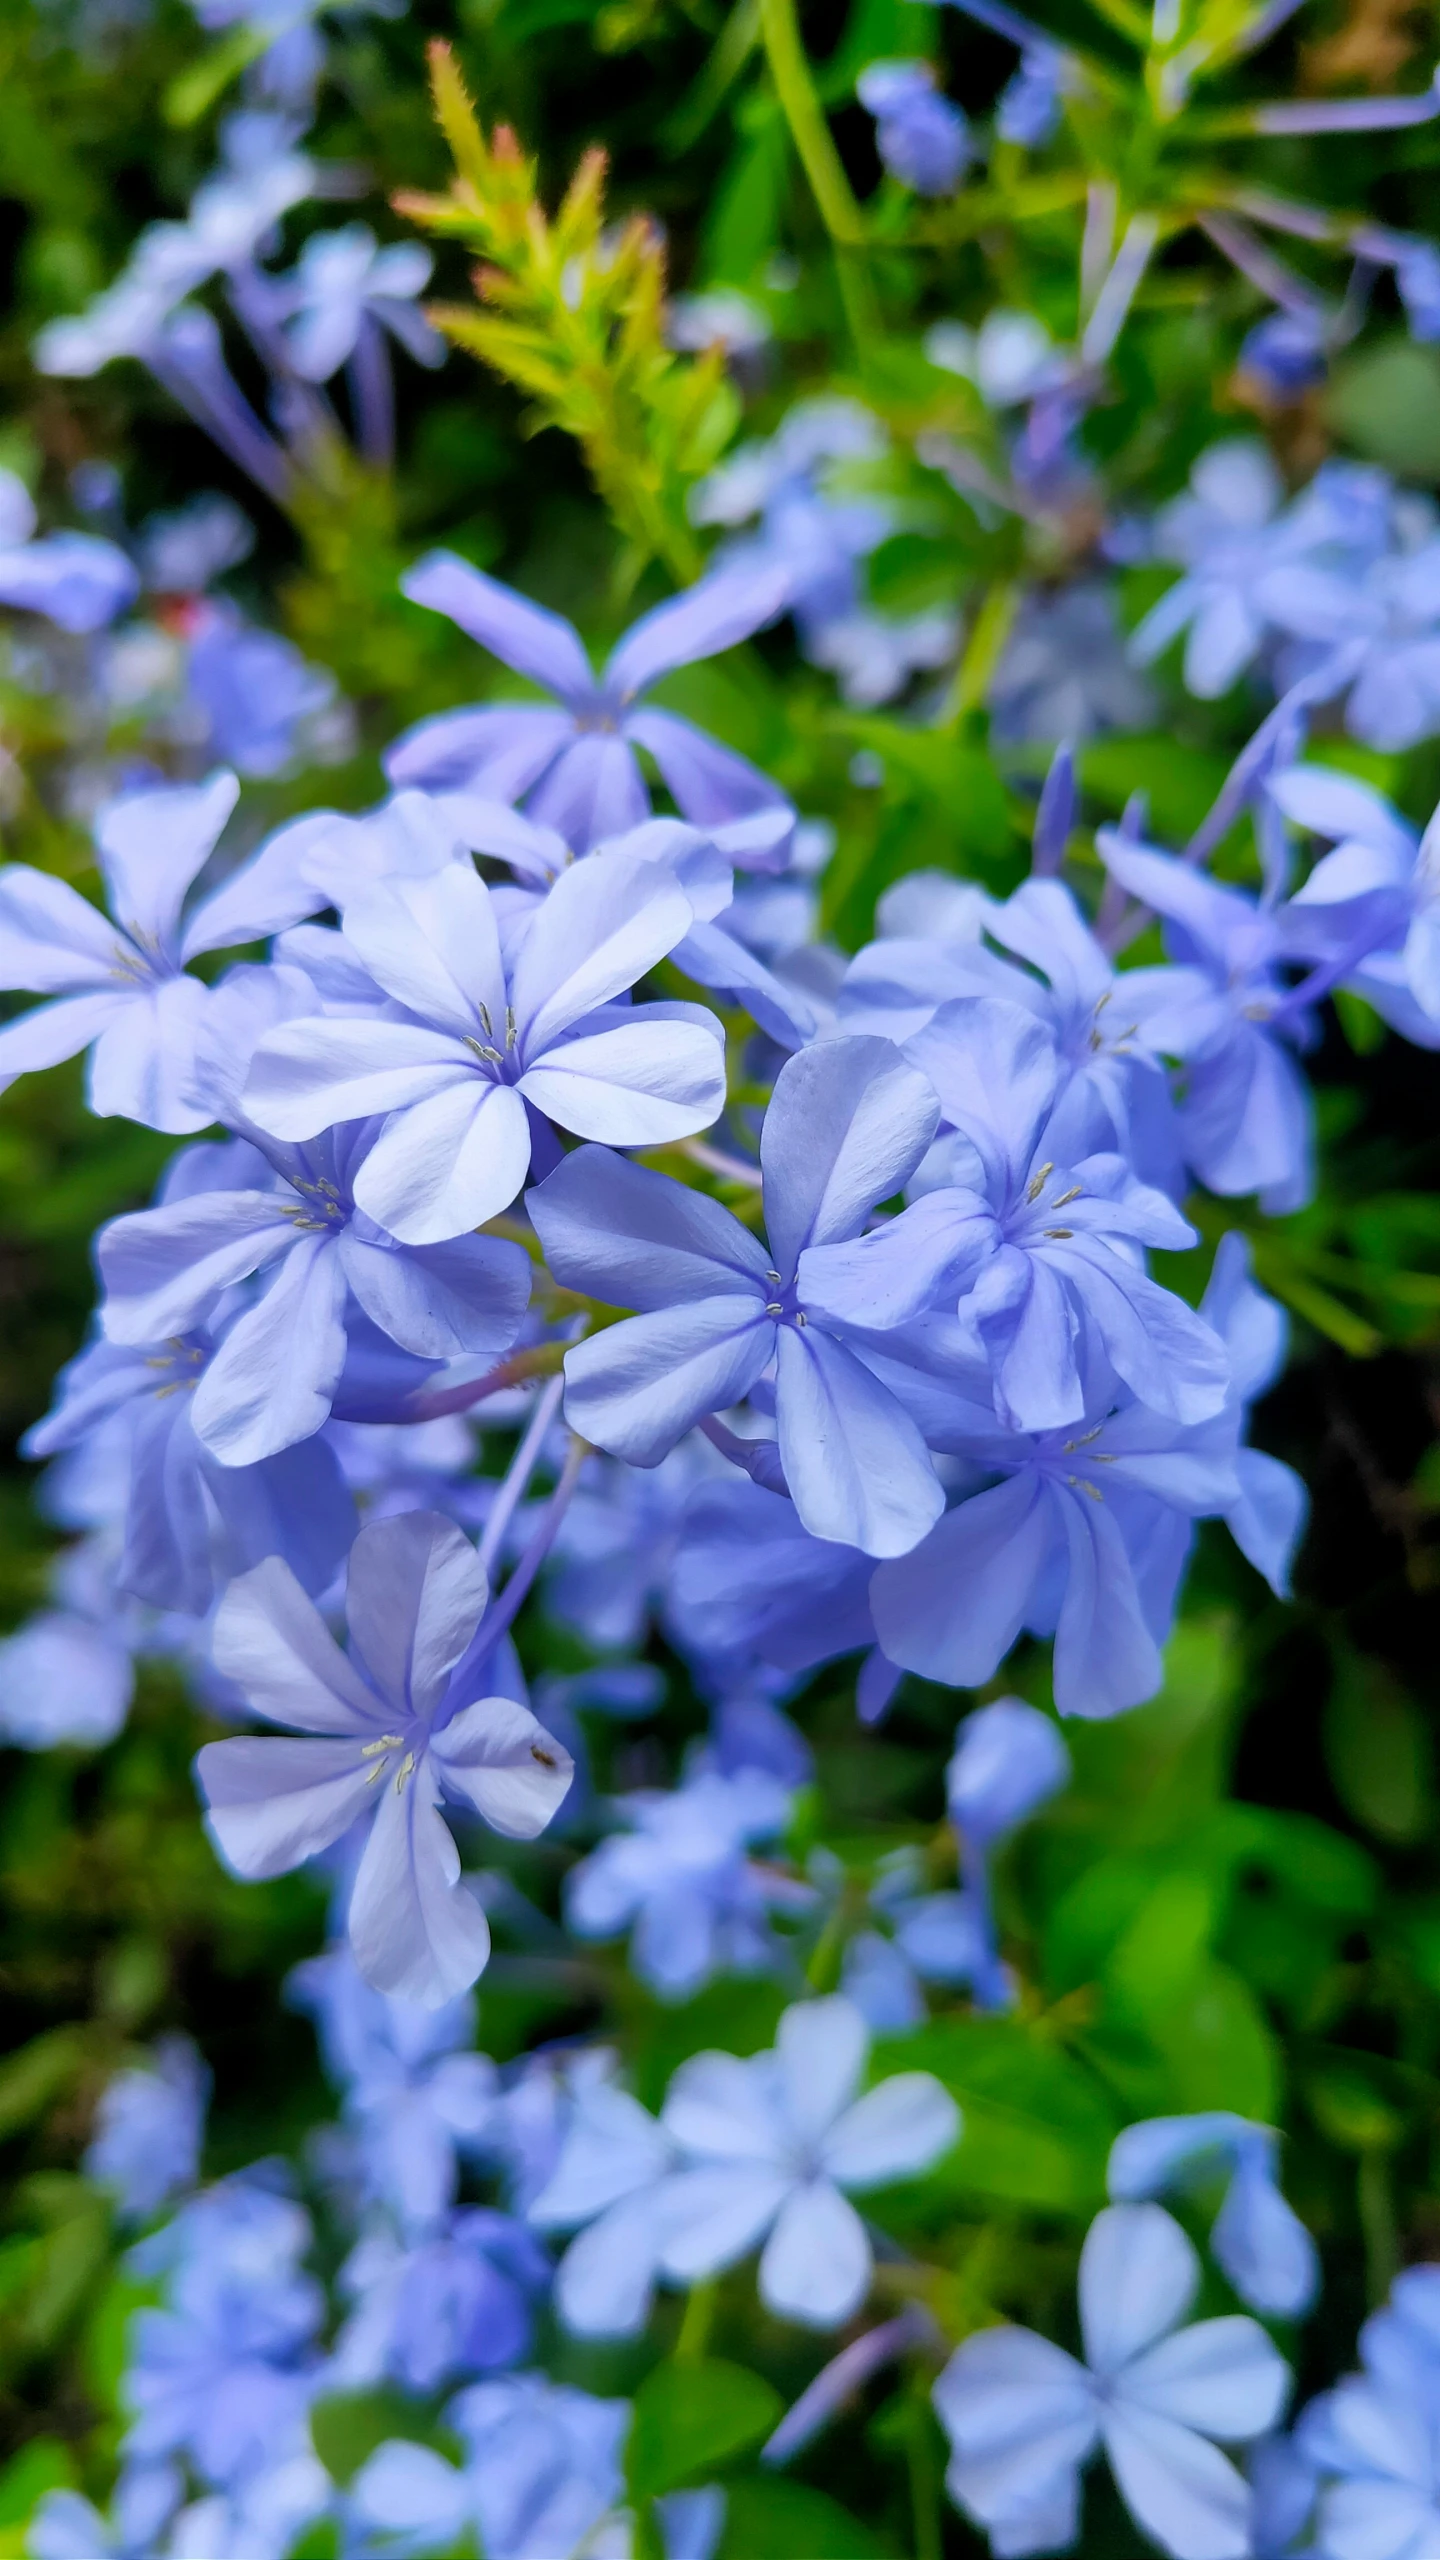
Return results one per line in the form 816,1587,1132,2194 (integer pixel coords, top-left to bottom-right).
675,2277,717,2361
904,2391,944,2560
947,578,1020,727
1358,2148,1398,2306
756,0,878,356
477,1372,568,1576
482,1432,588,1648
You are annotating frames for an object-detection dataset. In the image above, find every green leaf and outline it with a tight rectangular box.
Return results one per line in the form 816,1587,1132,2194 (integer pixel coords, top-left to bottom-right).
1327,339,1440,481
835,719,1012,864
716,2477,889,2556
0,2438,74,2526
0,2029,85,2141
163,20,272,125
1325,1653,1435,1844
626,2357,782,2500
310,2391,461,2488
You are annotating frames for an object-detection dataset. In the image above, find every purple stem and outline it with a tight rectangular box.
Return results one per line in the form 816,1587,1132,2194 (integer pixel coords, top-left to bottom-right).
348,315,395,469
481,1433,588,1651
762,2307,938,2467
477,1373,567,1577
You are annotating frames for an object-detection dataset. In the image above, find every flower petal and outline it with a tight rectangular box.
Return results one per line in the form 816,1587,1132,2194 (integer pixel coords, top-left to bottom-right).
346,1768,492,2006
401,552,596,701
558,1298,773,1466
775,1325,943,1558
211,1552,383,1733
430,1694,574,1838
345,1510,488,1720
1080,2203,1198,2377
529,1143,771,1308
823,2072,960,2190
519,1008,725,1144
1100,2405,1252,2560
352,1079,532,1245
761,1035,940,1274
195,1735,375,1878
191,1228,349,1463
759,2178,872,2329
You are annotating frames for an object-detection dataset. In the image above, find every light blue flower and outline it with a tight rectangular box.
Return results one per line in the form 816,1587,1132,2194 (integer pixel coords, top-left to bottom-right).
1108,2112,1319,2319
85,2037,210,2225
934,2200,1290,2557
195,1509,573,2005
564,1764,807,2001
656,1994,960,2329
857,60,971,194
530,1035,946,1557
389,553,792,850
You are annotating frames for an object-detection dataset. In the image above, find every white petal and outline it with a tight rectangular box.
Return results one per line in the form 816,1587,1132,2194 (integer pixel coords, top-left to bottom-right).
353,1078,532,1244
430,1695,574,1839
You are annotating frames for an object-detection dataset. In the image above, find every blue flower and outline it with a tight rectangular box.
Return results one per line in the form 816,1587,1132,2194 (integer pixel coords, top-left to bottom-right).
196,1510,574,2004
799,995,1228,1434
287,1943,498,2237
934,2200,1290,2557
333,2209,550,2394
96,1094,530,1467
1199,1233,1308,1597
564,1764,807,2000
1094,825,1318,1210
242,848,727,1244
389,553,792,850
530,1035,947,1556
656,1995,960,2329
23,1314,357,1619
1271,760,1440,1049
85,2037,211,2225
1108,2112,1319,2319
0,467,137,632
0,772,333,1133
857,61,971,195
868,1392,1240,1720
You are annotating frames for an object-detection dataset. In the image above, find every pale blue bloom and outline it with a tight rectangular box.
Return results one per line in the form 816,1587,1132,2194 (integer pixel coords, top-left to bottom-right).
139,494,254,594
990,582,1156,741
666,1477,886,1706
1271,761,1440,1048
0,1599,135,1749
1095,826,1319,1211
287,1943,498,2236
691,399,890,642
350,2376,722,2560
799,995,1228,1435
529,1035,947,1556
564,1765,806,2000
1200,1233,1308,1597
1109,2113,1319,2319
85,2037,210,2224
1239,310,1328,401
934,2201,1290,2557
1295,2338,1440,2560
196,1510,573,2005
122,2177,325,2493
30,2466,184,2560
185,605,338,778
332,2209,549,2393
242,849,727,1244
0,467,137,632
656,1994,960,2329
527,2064,679,2337
279,226,442,381
868,1390,1240,1720
857,60,971,194
0,771,330,1132
23,1316,357,1618
1267,534,1440,752
389,554,792,849
96,1107,529,1467
543,1440,719,1652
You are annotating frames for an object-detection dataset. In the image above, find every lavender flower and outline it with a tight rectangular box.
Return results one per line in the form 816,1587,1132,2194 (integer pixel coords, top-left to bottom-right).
242,850,727,1243
857,61,971,195
529,1036,946,1556
85,2038,211,2224
657,1995,959,2328
564,1765,806,1999
0,772,324,1133
934,2201,1290,2556
196,1510,574,2004
388,555,792,849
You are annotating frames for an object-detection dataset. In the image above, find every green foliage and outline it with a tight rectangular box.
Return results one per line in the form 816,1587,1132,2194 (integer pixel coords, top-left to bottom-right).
626,2357,782,2498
